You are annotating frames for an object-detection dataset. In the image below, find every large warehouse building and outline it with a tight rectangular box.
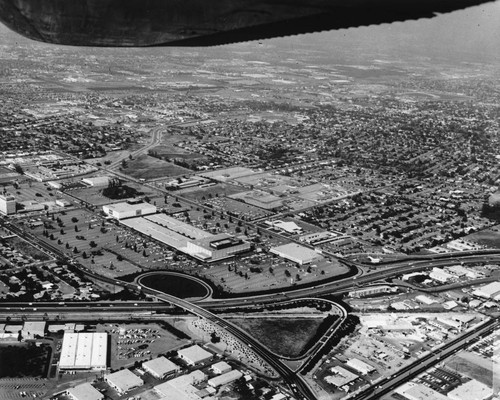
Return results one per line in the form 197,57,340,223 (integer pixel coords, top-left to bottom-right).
59,332,107,371
102,201,156,220
270,243,324,265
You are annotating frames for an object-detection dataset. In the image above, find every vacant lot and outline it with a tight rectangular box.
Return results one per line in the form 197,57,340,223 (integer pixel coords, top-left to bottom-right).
119,154,192,179
5,236,52,261
227,317,324,357
464,225,500,249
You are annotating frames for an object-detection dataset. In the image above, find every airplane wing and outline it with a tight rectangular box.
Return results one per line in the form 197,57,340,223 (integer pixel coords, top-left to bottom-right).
0,0,495,46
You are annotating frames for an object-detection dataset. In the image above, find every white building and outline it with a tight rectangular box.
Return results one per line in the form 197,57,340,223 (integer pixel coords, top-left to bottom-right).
177,345,212,366
429,268,453,283
345,358,375,375
207,370,243,388
66,383,104,400
142,356,180,379
266,220,303,234
473,282,500,299
21,321,46,340
447,379,493,400
82,176,113,187
211,361,232,375
324,366,358,389
102,201,156,220
395,382,448,400
105,369,143,394
270,243,323,266
185,234,251,262
154,370,207,400
0,194,16,215
59,332,107,370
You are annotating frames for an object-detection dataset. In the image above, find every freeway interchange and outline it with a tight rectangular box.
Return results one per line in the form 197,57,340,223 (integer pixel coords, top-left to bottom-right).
1,250,500,399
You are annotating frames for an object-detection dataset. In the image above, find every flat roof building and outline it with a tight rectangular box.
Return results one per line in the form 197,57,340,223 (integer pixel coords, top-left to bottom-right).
324,366,358,389
345,358,375,375
155,370,207,400
395,383,448,400
0,193,16,215
66,383,104,400
143,356,180,379
473,281,500,299
22,321,46,340
177,345,212,366
105,369,143,394
82,176,113,187
270,243,323,265
185,233,251,262
102,201,156,220
207,370,243,388
447,379,493,400
211,361,232,375
59,333,107,370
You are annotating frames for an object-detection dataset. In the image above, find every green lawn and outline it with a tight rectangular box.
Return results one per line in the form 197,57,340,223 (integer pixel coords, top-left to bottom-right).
227,317,324,358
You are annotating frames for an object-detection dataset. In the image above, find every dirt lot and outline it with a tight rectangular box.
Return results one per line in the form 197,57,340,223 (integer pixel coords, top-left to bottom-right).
119,154,192,180
226,317,325,357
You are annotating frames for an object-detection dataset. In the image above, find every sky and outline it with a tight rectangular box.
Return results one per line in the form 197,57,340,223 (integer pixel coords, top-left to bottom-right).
0,1,499,63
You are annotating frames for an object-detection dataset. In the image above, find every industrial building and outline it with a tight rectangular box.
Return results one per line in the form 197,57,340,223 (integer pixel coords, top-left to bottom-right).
473,281,500,299
395,382,448,400
300,231,337,245
142,356,180,379
447,379,493,400
66,383,104,400
270,243,323,265
348,285,394,298
211,361,232,375
345,358,375,375
59,332,107,371
105,369,143,394
207,370,243,388
102,201,156,220
154,370,208,400
429,267,453,283
185,233,251,262
0,193,16,215
177,345,212,366
21,321,46,340
324,366,358,390
266,220,303,234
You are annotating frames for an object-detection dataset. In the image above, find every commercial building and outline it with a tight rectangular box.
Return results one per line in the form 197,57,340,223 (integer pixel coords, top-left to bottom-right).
122,216,250,262
102,201,156,220
143,356,180,379
207,370,243,388
473,281,500,299
105,369,143,394
82,176,114,187
395,382,448,400
0,193,16,215
266,220,303,234
349,285,394,298
270,243,323,265
177,345,212,366
66,383,104,400
447,379,493,400
211,361,232,375
59,332,107,371
345,358,375,375
324,366,358,390
429,268,453,283
300,231,337,245
154,370,207,400
185,233,251,262
21,321,46,340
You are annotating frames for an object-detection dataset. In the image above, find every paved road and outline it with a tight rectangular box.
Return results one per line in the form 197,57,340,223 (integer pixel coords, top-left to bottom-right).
350,317,500,400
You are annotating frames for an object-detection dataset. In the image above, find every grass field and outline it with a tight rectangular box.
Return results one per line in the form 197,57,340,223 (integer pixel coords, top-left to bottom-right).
119,154,192,179
227,317,325,357
463,225,500,249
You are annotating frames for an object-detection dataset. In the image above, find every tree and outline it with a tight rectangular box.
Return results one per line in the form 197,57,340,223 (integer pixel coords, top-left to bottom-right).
73,246,78,253
284,270,291,277
117,254,123,261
